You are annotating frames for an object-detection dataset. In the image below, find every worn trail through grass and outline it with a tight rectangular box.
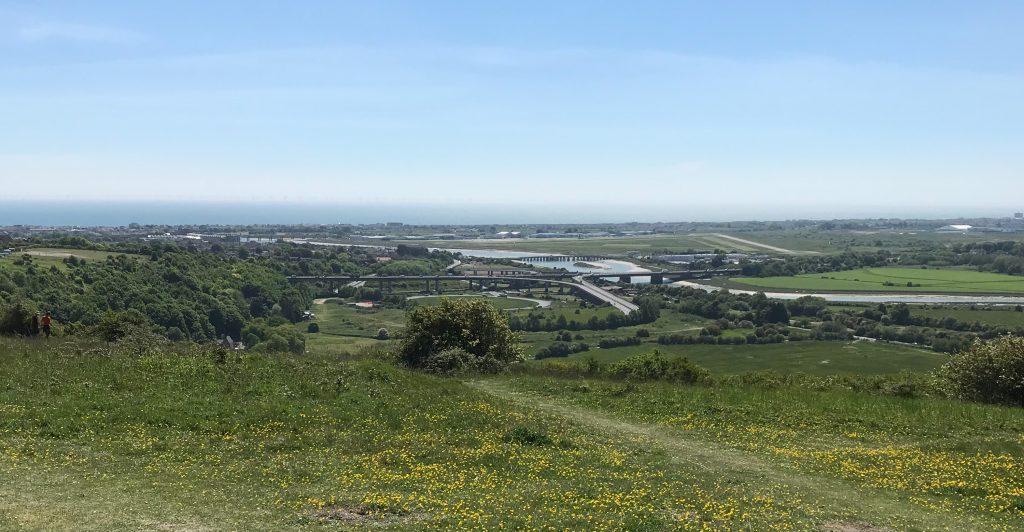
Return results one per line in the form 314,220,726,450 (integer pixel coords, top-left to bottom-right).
470,380,1005,531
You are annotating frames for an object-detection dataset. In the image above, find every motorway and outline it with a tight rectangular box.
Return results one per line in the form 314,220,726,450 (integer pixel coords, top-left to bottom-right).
291,273,642,315
575,276,639,314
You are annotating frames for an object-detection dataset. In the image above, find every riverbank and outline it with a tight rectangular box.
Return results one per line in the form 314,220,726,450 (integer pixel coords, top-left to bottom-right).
672,280,1024,305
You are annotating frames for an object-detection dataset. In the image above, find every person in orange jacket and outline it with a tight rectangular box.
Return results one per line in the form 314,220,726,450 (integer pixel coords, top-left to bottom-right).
41,312,53,338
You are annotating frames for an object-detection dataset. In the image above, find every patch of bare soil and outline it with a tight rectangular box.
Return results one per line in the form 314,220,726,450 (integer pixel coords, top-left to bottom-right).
820,521,891,532
309,505,427,526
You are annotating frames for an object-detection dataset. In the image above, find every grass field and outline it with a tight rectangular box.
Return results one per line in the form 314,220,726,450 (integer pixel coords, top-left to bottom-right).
308,296,945,376
1,248,136,273
409,295,542,310
3,339,769,530
910,307,1024,328
305,296,548,353
2,338,1021,530
300,300,405,354
729,267,1024,294
420,233,808,256
537,339,948,375
496,375,1024,530
24,247,129,261
710,230,1024,255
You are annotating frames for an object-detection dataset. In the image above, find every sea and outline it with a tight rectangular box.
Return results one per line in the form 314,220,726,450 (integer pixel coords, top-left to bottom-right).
0,201,626,226
0,200,1004,227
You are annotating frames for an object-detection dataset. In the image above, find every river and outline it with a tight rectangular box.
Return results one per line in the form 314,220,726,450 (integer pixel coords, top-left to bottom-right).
671,281,1024,305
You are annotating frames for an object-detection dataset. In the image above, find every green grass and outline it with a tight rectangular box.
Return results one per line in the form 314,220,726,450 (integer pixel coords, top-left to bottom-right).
299,300,405,354
304,296,547,353
729,267,1024,294
537,339,947,375
910,307,1024,328
419,233,797,256
4,337,1021,530
494,375,1024,530
510,302,620,322
1,338,778,530
310,296,943,377
409,295,541,310
25,247,132,261
1,248,137,273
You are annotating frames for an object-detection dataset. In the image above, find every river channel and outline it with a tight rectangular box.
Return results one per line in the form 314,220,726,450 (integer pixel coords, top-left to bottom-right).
432,248,654,283
672,281,1024,305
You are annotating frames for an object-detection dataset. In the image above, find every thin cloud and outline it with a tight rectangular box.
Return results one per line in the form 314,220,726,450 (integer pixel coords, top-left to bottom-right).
18,21,143,44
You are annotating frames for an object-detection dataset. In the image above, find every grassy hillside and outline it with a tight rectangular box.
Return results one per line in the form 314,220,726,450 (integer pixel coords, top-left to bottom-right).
537,340,948,375
1,337,1022,530
494,375,1024,530
0,338,740,530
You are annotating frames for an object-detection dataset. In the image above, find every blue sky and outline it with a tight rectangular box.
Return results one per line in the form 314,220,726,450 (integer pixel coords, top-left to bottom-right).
2,1,1023,219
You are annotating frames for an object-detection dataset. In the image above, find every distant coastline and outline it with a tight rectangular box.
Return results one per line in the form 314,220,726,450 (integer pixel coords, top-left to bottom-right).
0,200,1011,227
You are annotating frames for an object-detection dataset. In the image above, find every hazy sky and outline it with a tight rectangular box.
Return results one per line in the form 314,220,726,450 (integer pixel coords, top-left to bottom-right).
2,1,1023,218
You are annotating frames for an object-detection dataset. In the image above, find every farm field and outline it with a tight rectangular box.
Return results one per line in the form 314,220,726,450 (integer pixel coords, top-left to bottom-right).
24,247,131,261
536,339,947,375
729,267,1024,294
300,300,405,353
0,247,135,272
409,295,542,310
304,295,550,353
420,233,817,256
732,230,1024,255
409,230,1024,257
306,295,945,376
912,307,1024,328
2,338,1020,530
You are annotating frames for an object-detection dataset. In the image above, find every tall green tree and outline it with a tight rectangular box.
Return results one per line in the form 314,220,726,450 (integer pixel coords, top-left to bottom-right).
400,298,523,370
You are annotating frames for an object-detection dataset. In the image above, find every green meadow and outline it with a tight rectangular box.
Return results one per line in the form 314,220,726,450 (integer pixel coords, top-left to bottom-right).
1,337,1021,530
729,267,1024,294
536,339,948,376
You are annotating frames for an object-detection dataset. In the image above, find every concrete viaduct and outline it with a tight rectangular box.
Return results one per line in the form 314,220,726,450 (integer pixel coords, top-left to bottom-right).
288,269,739,315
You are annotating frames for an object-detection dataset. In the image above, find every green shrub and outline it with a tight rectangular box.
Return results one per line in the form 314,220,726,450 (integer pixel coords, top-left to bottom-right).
0,300,36,336
422,347,476,375
608,351,709,384
307,322,320,333
400,298,522,371
165,326,186,342
942,335,1024,406
94,310,151,342
503,425,553,446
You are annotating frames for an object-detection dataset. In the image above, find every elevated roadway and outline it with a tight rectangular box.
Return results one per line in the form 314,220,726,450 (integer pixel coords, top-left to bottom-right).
574,277,639,314
289,269,739,315
287,269,740,284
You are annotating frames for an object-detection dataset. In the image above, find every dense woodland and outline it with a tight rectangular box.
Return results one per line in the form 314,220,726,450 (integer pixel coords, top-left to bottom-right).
0,239,454,350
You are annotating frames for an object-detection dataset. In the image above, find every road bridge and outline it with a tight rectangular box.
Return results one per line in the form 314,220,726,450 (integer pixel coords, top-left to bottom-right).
291,275,637,314
574,277,639,314
512,255,611,263
287,269,740,285
288,269,740,314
